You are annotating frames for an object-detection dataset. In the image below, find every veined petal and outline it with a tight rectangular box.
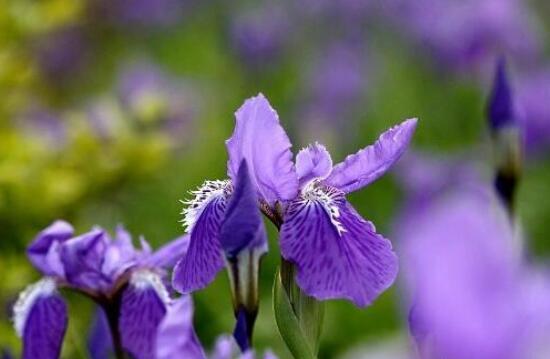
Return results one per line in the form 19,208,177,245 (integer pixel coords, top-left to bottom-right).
280,187,398,307
226,93,298,206
173,183,229,293
296,142,333,187
27,220,73,277
120,270,169,359
13,278,68,359
325,118,417,193
156,296,206,359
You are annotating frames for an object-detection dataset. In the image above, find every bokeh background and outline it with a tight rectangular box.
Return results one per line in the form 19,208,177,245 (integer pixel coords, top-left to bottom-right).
1,0,550,357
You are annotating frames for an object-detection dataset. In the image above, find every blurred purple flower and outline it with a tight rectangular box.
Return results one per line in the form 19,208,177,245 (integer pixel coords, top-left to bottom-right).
117,62,196,139
15,221,190,359
94,0,185,27
387,0,541,72
230,4,290,68
302,41,366,122
174,94,416,307
518,68,550,153
399,186,550,359
33,25,90,83
17,105,67,148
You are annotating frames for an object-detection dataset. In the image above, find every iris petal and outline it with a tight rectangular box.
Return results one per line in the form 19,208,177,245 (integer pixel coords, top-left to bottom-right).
280,193,398,307
156,296,206,359
226,93,298,206
295,142,333,187
325,118,417,193
13,278,68,359
27,220,73,277
120,270,169,359
173,197,227,293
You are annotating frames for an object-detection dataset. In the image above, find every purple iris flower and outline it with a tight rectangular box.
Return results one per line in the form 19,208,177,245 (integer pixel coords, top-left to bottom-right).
13,220,189,359
17,105,67,149
173,160,268,350
93,0,185,28
33,25,90,84
117,62,197,139
174,94,416,307
386,0,540,72
399,186,550,359
230,3,290,68
517,68,550,153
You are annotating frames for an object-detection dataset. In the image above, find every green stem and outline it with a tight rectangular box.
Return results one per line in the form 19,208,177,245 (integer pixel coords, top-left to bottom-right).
279,258,324,356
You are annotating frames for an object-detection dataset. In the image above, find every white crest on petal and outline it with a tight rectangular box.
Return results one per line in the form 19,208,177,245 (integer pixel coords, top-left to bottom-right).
180,179,232,233
300,181,346,235
130,269,170,305
12,277,57,337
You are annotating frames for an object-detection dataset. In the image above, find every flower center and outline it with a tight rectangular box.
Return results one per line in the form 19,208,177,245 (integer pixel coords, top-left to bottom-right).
300,180,346,235
130,269,170,305
181,179,232,232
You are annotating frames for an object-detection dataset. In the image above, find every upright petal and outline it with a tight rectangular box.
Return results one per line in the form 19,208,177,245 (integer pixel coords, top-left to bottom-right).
280,186,398,307
325,118,417,193
60,229,110,291
156,296,206,359
13,278,68,359
295,142,333,187
143,235,191,269
120,270,169,359
27,220,73,277
173,182,229,293
220,160,267,257
226,93,298,205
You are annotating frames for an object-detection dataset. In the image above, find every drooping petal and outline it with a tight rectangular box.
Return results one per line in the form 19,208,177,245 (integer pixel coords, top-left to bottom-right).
156,296,206,359
226,93,298,206
143,235,190,269
325,118,417,193
220,160,267,257
173,191,227,293
60,229,110,291
120,270,169,359
27,220,73,277
87,308,113,359
13,278,68,359
280,188,398,307
295,142,333,187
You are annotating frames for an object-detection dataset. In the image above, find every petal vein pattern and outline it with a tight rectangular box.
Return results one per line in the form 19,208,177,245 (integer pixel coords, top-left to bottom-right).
326,118,417,193
181,180,231,233
280,197,398,307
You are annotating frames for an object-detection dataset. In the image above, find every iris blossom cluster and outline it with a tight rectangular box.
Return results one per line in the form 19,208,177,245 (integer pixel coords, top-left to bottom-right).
173,94,416,346
13,221,189,359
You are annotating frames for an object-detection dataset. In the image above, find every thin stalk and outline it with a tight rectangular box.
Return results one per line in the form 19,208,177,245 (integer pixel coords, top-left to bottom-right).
102,295,127,359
